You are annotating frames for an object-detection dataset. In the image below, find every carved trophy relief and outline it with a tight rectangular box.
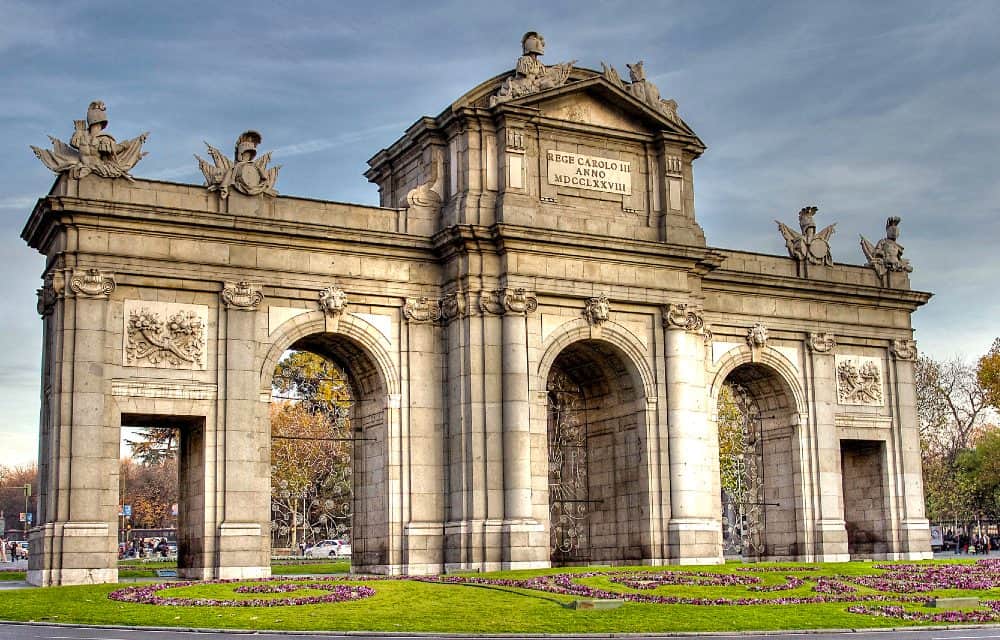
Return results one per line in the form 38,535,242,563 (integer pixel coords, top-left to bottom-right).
196,130,280,199
835,355,884,406
31,101,149,181
490,32,575,106
124,300,208,370
583,294,610,326
221,281,264,310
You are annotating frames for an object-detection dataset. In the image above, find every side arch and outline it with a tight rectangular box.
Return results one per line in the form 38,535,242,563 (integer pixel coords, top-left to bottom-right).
708,344,807,420
259,311,400,397
536,318,656,400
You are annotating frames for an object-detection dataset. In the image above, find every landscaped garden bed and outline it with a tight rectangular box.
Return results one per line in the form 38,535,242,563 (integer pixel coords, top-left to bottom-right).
0,559,998,633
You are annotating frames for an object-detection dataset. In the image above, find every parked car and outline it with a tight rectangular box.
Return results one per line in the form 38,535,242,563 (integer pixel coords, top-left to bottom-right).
304,539,351,558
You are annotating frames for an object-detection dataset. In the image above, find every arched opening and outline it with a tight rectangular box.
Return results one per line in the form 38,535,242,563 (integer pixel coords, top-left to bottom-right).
268,332,389,572
545,339,649,565
717,363,802,560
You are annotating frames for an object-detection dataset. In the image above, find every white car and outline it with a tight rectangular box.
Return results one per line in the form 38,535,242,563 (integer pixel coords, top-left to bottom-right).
304,539,351,558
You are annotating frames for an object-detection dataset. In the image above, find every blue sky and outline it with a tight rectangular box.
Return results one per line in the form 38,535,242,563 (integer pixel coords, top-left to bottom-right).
2,1,998,465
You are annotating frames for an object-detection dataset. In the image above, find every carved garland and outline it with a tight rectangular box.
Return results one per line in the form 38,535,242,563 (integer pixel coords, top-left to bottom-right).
126,308,205,367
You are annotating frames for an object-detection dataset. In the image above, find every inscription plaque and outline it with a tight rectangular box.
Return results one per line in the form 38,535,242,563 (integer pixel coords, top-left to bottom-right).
547,151,632,196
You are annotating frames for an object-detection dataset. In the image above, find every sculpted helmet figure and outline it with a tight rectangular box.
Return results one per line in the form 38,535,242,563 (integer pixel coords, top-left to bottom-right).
776,205,836,267
31,101,149,181
196,130,281,199
860,216,913,282
490,31,575,106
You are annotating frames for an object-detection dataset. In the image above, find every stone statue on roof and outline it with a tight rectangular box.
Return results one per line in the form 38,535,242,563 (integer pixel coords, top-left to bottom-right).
776,206,836,266
490,32,576,107
601,60,679,122
195,130,280,198
31,101,149,181
861,216,912,282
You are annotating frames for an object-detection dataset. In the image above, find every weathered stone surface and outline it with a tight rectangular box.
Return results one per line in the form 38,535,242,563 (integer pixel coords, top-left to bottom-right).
22,35,932,586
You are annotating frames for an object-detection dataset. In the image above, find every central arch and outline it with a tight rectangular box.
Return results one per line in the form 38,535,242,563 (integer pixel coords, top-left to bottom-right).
711,349,806,561
538,332,653,566
261,312,400,573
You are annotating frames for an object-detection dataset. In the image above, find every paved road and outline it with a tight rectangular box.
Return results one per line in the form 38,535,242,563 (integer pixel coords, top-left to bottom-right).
2,623,1000,640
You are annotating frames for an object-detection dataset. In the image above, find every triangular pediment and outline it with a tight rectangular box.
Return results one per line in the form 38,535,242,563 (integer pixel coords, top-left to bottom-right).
506,76,701,143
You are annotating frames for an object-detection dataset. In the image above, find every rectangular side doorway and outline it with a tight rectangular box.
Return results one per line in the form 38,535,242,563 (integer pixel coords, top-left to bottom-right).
121,414,206,577
840,439,890,558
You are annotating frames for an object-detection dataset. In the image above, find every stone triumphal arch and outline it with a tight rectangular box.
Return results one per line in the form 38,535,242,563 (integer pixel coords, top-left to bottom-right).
23,33,931,585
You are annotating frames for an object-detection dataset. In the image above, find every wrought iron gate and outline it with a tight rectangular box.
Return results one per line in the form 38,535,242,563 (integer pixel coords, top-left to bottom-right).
547,370,589,562
719,383,765,557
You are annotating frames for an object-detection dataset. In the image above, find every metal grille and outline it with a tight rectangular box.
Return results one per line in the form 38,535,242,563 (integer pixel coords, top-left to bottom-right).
720,383,765,558
547,370,589,562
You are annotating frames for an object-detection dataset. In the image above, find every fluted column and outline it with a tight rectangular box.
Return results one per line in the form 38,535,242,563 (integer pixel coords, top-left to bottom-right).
500,288,536,522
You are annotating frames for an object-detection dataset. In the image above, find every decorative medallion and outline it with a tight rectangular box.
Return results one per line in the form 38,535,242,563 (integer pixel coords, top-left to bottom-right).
319,286,348,317
662,303,704,332
807,332,836,353
746,323,769,349
890,339,917,361
125,300,207,370
583,294,610,326
196,130,280,198
402,296,442,324
31,101,149,181
69,268,115,298
221,281,264,310
835,355,884,406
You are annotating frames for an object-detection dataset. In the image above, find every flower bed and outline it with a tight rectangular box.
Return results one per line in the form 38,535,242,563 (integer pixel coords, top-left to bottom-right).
109,577,374,607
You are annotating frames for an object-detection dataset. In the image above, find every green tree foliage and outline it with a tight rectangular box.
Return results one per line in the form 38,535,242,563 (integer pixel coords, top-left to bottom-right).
124,427,178,465
978,338,1000,410
955,427,1000,518
717,384,746,499
270,351,354,547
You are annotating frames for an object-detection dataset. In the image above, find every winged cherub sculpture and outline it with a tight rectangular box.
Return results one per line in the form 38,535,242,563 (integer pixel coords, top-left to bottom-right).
196,130,280,198
31,101,149,181
776,206,836,266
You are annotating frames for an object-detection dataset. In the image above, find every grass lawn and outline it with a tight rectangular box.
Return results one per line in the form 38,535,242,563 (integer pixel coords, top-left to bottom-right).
0,560,997,633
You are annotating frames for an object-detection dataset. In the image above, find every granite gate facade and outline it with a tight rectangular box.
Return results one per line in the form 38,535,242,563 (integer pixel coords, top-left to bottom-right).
23,33,932,586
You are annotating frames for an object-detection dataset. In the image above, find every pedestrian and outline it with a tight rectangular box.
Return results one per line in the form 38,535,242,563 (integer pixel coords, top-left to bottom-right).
0,537,7,563
299,541,306,556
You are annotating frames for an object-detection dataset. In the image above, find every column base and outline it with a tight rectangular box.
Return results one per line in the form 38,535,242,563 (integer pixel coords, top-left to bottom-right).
403,521,445,574
667,518,723,565
502,519,549,570
27,521,118,586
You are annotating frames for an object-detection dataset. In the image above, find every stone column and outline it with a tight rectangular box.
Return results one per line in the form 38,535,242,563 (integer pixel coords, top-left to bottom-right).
662,304,721,565
401,296,446,574
215,282,270,579
29,268,118,586
806,333,850,561
889,339,932,559
499,288,546,569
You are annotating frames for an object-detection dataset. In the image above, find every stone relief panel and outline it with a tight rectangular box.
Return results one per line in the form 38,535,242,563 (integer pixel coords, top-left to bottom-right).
123,300,208,370
835,355,884,406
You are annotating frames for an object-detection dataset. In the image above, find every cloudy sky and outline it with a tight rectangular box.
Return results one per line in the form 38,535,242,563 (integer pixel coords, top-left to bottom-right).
1,1,998,466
